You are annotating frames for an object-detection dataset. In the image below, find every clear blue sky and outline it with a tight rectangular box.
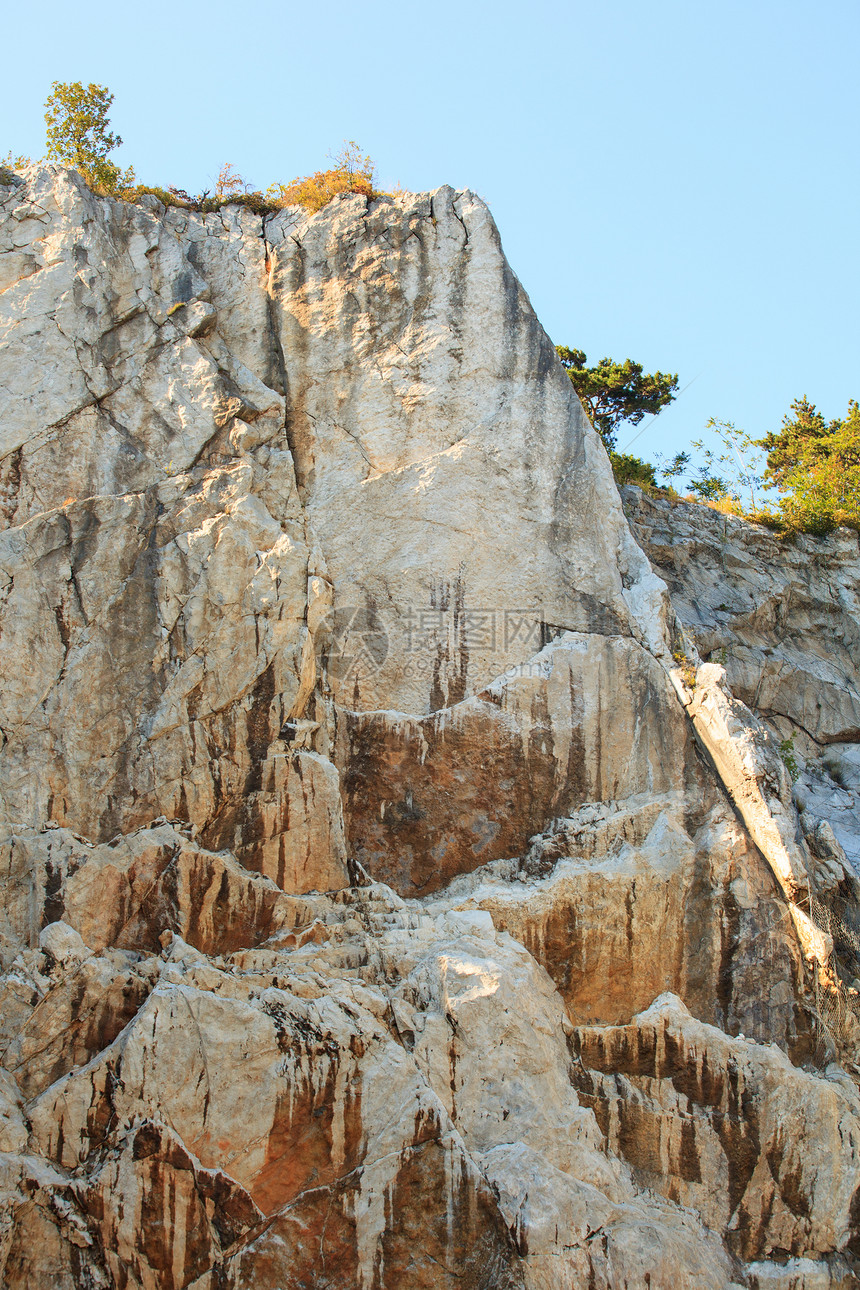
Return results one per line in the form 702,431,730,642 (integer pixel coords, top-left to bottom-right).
4,0,858,470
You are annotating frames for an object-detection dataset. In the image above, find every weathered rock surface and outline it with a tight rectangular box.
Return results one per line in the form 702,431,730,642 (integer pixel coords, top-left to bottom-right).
0,165,858,1286
625,487,860,871
572,994,860,1262
339,631,704,895
626,489,860,1054
0,835,747,1289
623,488,860,749
431,798,813,1056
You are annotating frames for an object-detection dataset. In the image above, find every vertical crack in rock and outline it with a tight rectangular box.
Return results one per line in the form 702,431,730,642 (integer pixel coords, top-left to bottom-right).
261,210,305,499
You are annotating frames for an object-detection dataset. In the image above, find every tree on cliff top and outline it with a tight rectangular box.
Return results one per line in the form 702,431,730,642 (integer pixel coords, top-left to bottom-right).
757,398,860,534
556,346,679,450
44,81,133,192
758,397,845,489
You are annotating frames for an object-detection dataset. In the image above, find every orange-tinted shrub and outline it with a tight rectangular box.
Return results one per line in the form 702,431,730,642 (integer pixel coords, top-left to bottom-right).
268,142,382,213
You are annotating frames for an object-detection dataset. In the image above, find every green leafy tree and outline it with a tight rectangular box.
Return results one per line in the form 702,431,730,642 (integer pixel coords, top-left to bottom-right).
655,450,691,484
608,452,657,488
44,81,133,192
687,459,729,501
555,346,679,449
688,418,764,511
762,399,860,534
757,397,845,490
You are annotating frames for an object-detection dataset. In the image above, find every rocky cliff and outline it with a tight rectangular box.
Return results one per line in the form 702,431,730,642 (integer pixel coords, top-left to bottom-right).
0,165,858,1289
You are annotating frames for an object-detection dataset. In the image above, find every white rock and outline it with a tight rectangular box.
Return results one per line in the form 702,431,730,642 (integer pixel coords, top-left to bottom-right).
38,920,88,965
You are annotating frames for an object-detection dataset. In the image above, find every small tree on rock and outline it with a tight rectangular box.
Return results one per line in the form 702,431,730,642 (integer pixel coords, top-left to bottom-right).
758,399,860,534
44,81,133,192
757,398,844,490
215,163,250,199
556,346,679,450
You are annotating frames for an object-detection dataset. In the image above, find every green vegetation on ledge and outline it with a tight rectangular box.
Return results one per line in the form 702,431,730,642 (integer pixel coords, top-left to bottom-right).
760,397,860,536
554,341,860,540
3,83,386,217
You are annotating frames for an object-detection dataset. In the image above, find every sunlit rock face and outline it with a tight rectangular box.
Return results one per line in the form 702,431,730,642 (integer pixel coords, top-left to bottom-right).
0,165,858,1288
625,486,860,871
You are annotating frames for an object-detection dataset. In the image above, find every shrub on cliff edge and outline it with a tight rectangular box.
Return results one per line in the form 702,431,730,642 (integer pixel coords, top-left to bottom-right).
608,452,658,489
267,141,382,213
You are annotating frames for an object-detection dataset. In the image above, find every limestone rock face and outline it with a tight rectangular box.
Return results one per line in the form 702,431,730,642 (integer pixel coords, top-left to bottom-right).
572,995,860,1263
625,487,860,868
624,488,860,747
1,166,859,1287
339,632,704,895
262,187,669,713
626,489,860,1043
440,799,812,1055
